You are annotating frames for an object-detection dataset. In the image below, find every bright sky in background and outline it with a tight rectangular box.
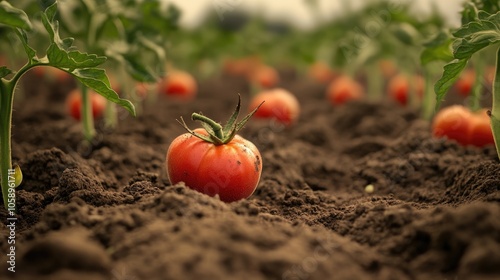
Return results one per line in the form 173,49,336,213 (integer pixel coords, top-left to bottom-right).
166,0,465,29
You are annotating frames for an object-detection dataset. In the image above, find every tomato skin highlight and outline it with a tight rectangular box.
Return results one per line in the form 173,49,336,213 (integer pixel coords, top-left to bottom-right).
66,89,106,121
387,74,424,106
166,129,262,202
159,71,197,100
249,88,300,126
468,109,494,147
432,105,472,146
326,76,364,105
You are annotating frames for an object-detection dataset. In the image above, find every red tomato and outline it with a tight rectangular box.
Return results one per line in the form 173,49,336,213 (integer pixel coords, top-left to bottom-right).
249,88,300,126
388,74,424,106
468,109,494,147
66,89,106,121
166,128,262,202
308,61,336,84
159,70,197,100
326,75,364,105
248,65,279,88
454,69,475,97
432,105,472,146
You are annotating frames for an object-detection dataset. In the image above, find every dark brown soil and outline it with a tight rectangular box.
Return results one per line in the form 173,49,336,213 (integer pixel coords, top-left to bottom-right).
1,71,500,280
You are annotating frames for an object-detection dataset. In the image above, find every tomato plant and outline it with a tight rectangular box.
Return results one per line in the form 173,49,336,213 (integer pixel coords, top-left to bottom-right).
66,89,106,121
326,75,364,105
166,96,263,202
0,1,135,209
249,88,300,126
158,70,197,101
431,2,500,158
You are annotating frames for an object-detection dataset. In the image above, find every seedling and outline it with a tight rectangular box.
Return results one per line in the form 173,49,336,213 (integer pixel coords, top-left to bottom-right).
0,1,135,209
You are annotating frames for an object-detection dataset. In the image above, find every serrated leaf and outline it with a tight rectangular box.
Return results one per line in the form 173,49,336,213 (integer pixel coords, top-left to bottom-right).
461,2,479,25
71,68,136,116
0,1,32,31
14,29,37,63
0,67,12,79
453,19,497,38
453,31,500,59
434,59,468,108
46,44,107,69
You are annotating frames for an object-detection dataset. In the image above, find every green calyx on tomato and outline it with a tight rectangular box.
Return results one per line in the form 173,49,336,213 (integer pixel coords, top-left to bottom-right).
178,94,264,145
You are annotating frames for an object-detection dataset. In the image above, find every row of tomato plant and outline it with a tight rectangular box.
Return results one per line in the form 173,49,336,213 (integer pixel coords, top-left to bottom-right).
1,0,499,207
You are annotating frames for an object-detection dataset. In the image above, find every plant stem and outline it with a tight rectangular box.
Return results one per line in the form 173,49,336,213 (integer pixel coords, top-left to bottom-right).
80,84,96,141
490,47,500,161
367,63,382,101
469,56,484,112
422,68,435,120
104,101,117,129
0,80,14,208
192,113,223,139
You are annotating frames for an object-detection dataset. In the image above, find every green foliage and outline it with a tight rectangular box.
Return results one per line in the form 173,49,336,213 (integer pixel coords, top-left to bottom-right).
434,3,500,108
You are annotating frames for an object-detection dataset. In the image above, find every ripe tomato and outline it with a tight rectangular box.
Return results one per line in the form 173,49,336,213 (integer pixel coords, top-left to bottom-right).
326,75,364,105
454,69,475,97
308,61,336,84
388,74,424,106
249,88,300,126
468,109,494,147
66,89,106,121
432,105,472,146
248,65,279,88
159,70,197,100
167,129,262,202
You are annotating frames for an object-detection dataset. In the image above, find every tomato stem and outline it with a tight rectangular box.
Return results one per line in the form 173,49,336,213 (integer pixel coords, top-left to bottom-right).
422,68,435,120
490,46,500,161
80,84,96,141
469,56,484,112
192,113,224,140
178,95,263,145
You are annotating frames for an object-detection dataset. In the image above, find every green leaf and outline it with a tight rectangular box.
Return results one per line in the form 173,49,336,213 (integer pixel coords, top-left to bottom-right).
71,68,136,116
392,23,420,46
453,30,500,59
0,1,32,31
14,29,37,63
434,59,468,108
121,54,156,82
41,3,107,69
46,44,106,69
461,2,479,25
421,31,453,65
0,67,12,79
